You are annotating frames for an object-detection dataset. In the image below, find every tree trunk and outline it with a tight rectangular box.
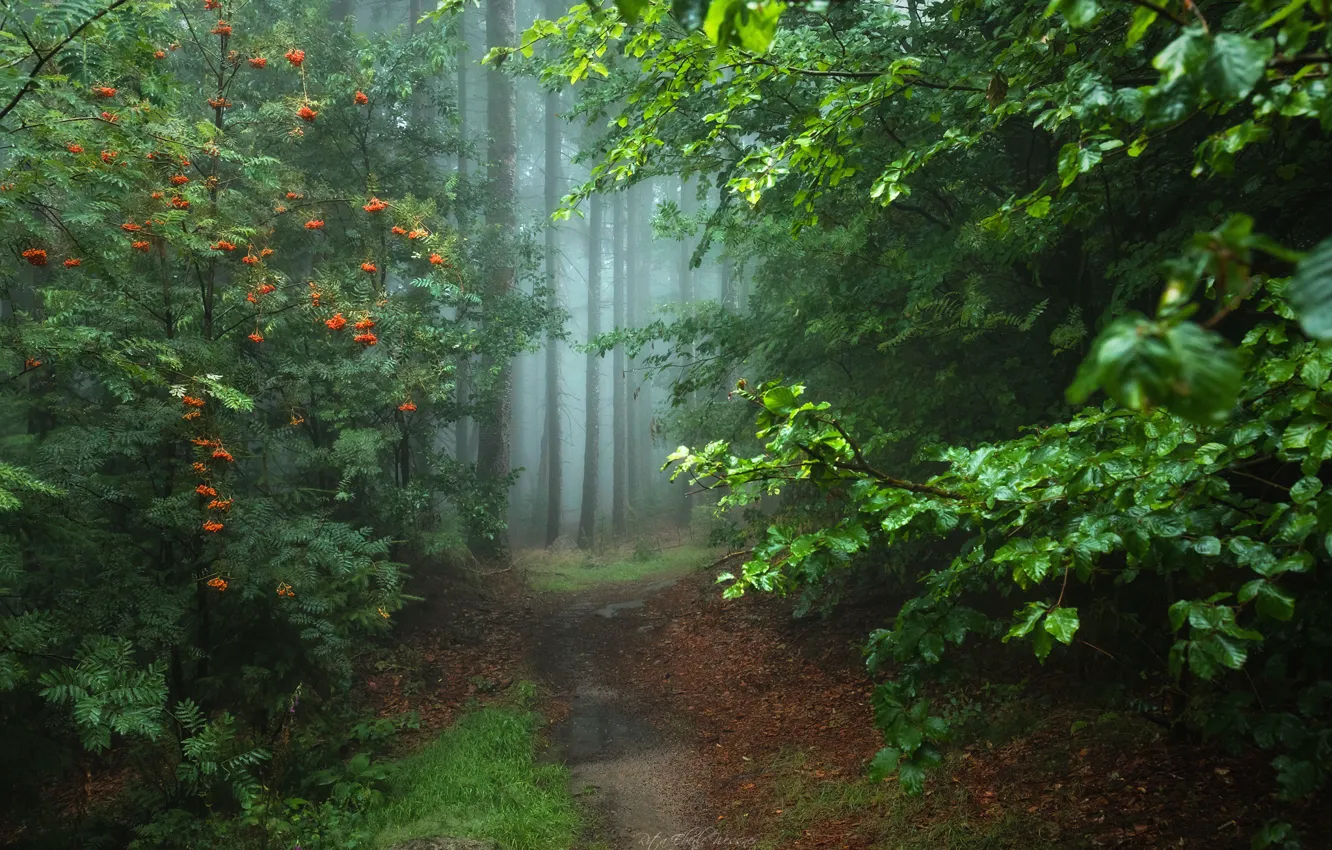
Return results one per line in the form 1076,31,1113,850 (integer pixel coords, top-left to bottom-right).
612,192,628,538
476,0,516,495
542,63,563,546
577,195,603,549
454,4,472,463
626,183,643,514
675,178,693,527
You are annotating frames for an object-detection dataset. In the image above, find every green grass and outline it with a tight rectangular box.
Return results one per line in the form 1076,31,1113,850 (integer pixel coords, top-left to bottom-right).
738,749,1065,850
365,693,579,850
518,542,716,593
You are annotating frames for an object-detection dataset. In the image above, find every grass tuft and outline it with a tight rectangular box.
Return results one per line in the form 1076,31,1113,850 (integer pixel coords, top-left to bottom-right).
365,697,579,850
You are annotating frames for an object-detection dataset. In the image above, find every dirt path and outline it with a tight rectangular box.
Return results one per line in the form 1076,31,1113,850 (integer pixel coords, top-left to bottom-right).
528,575,704,850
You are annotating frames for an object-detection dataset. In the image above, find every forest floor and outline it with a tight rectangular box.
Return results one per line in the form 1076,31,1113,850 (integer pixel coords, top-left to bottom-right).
376,533,1327,850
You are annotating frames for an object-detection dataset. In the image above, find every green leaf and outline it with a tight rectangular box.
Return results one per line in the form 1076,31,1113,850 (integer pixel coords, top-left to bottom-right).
1044,607,1080,644
867,746,901,782
1194,536,1222,556
897,757,928,795
1255,583,1296,621
1045,0,1099,28
1291,476,1322,505
1202,34,1273,101
1288,237,1332,340
1126,5,1156,47
614,0,649,23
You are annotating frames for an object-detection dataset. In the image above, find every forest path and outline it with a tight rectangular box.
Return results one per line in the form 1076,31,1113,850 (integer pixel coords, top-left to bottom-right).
526,571,705,850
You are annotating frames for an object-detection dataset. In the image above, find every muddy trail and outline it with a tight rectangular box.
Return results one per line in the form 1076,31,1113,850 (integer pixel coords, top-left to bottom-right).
527,574,705,849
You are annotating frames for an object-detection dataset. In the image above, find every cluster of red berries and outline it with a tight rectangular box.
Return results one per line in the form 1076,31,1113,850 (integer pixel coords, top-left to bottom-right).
248,331,264,343
207,497,233,511
170,197,190,209
212,240,236,251
391,226,407,236
64,258,81,267
354,332,378,346
258,282,276,294
170,174,189,185
121,222,141,233
305,219,324,229
296,104,317,122
325,313,347,331
249,56,267,68
285,49,305,67
277,582,295,598
21,248,47,266
132,240,151,252
360,262,377,274
354,91,369,105
196,484,217,497
212,447,234,462
101,150,117,162
309,282,322,305
211,20,231,35
67,144,84,153
203,520,225,533
93,86,117,98
429,253,445,265
100,111,118,123
207,576,228,589
354,317,375,331
398,401,417,412
204,0,221,9
362,197,387,213
207,97,231,109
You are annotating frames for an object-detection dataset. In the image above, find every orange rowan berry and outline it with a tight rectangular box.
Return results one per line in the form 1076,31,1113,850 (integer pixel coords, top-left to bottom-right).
304,219,324,229
100,111,118,123
260,248,274,257
249,56,267,68
196,484,217,496
203,520,225,533
353,332,378,346
67,144,84,153
101,150,118,163
21,248,47,266
429,253,444,265
391,226,407,235
360,262,377,273
154,50,166,59
296,104,317,122
398,401,417,412
121,222,141,232
151,191,164,199
132,240,151,252
207,576,228,589
24,358,42,368
241,255,258,265
182,411,202,421
258,282,276,294
210,20,231,35
354,90,368,105
192,462,208,475
248,331,264,343
354,317,375,330
212,448,234,462
285,49,305,67
63,258,81,267
325,313,347,331
362,197,386,213
206,498,233,511
211,240,236,251
170,197,190,209
93,86,117,98
170,174,189,185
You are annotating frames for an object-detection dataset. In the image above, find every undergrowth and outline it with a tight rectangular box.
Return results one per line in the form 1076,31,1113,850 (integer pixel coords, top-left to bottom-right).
517,541,717,593
364,685,579,850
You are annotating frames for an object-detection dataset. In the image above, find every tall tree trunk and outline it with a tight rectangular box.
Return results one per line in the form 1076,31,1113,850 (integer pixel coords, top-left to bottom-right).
612,193,628,537
577,195,603,549
542,62,563,546
454,5,472,463
476,0,516,496
675,178,693,528
626,183,643,515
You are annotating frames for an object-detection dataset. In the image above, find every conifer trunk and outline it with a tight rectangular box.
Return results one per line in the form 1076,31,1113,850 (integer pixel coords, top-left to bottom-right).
476,0,516,498
542,53,563,546
626,184,643,514
577,195,603,549
612,192,628,537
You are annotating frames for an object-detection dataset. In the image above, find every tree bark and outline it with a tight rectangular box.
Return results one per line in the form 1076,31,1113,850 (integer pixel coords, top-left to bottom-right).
626,183,643,514
542,62,563,546
612,193,628,537
577,195,603,549
454,5,472,463
476,0,516,495
675,178,694,527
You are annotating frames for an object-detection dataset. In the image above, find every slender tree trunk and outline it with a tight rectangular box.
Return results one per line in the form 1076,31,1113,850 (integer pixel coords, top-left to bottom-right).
542,66,563,546
454,5,472,463
476,0,516,496
577,195,603,549
626,183,643,515
612,193,628,537
675,178,693,527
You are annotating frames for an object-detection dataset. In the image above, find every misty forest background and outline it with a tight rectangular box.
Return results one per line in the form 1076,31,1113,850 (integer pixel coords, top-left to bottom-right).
4,0,1332,847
